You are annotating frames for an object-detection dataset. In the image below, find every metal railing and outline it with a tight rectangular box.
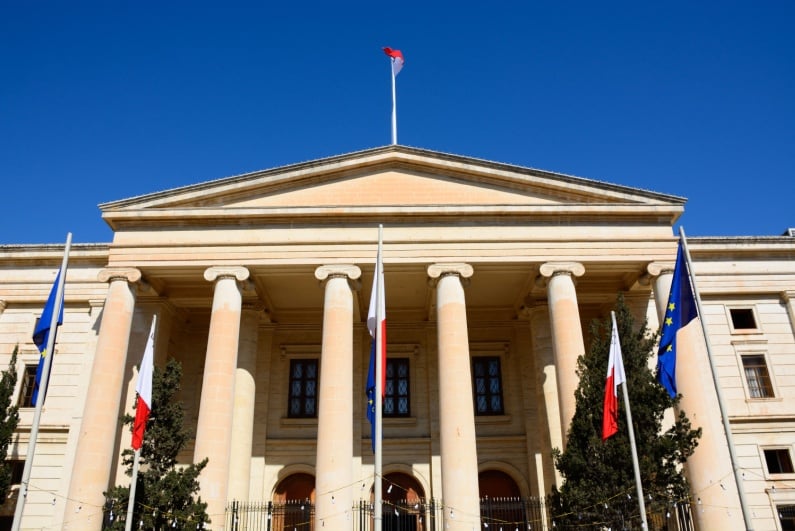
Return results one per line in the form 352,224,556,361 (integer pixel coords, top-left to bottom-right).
222,496,694,531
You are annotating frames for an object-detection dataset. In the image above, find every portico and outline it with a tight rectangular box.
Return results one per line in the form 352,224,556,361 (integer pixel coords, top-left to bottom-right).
5,145,751,531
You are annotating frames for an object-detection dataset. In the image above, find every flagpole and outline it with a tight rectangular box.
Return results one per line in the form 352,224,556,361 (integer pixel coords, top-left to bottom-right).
11,232,72,531
612,311,648,529
124,449,141,531
374,224,384,531
390,67,398,145
679,227,754,530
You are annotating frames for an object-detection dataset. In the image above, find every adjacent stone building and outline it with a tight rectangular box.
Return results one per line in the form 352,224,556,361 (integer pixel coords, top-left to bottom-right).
0,145,793,530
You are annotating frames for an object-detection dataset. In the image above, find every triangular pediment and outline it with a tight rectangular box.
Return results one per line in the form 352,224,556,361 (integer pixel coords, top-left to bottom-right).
214,168,569,208
100,145,685,229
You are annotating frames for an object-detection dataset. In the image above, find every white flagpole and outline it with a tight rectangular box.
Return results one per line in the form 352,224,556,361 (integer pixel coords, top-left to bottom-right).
12,232,72,531
374,224,384,531
390,64,398,145
612,311,648,529
124,450,141,531
125,314,156,531
679,227,754,530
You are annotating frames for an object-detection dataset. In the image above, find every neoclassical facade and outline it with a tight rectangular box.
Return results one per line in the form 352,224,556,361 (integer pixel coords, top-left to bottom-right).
0,146,794,530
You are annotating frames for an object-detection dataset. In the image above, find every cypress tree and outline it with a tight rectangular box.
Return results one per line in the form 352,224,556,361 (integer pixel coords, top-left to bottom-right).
551,295,701,530
104,358,209,530
0,346,20,501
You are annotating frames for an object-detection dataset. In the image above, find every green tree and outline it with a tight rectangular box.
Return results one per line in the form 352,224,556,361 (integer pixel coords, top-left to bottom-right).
551,295,701,530
104,359,209,530
0,346,20,501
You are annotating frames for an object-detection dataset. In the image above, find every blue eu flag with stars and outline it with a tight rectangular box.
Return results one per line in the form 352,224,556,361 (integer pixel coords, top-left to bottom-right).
32,269,64,406
656,242,697,398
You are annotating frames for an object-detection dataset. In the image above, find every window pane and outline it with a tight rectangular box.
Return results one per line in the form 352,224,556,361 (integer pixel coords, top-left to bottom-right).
779,504,795,531
730,308,757,330
384,358,410,417
742,355,773,398
287,359,319,418
472,356,505,415
18,365,37,408
765,449,794,474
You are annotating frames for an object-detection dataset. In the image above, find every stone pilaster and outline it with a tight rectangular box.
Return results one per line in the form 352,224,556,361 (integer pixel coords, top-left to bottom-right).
781,291,795,337
526,304,564,489
227,303,263,502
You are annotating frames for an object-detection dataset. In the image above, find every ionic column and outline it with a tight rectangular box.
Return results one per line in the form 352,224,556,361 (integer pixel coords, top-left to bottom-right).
65,268,141,530
646,262,675,324
227,303,262,502
538,262,585,440
314,264,361,530
427,263,480,531
194,266,249,525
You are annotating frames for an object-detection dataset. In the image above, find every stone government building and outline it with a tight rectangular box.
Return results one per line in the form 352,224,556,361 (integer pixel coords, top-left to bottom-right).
0,145,794,530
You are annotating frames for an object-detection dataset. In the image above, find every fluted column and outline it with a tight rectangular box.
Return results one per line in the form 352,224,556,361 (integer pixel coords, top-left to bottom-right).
538,262,585,440
65,268,141,530
427,263,480,531
195,266,249,527
227,303,262,502
314,264,361,530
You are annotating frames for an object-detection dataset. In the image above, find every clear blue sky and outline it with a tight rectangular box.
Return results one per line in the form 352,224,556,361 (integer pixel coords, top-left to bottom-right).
2,2,793,244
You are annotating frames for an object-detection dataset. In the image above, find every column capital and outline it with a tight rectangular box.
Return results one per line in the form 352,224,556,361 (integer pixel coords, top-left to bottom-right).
646,261,675,278
98,267,142,284
314,264,361,282
204,266,250,283
781,291,795,304
538,262,585,284
427,262,473,281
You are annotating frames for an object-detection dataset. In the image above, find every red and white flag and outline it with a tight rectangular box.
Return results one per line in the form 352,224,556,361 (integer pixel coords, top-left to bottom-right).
132,316,156,450
383,47,404,76
367,236,387,394
602,315,626,441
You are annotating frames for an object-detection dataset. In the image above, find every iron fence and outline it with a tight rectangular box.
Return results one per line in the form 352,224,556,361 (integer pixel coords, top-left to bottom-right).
223,496,694,531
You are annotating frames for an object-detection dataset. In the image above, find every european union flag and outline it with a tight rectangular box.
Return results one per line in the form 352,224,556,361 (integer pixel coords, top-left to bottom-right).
32,269,64,406
656,242,698,398
366,341,377,452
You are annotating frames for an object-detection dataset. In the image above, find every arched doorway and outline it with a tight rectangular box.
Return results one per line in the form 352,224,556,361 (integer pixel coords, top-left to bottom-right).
375,472,426,531
273,473,315,530
479,470,521,498
479,470,524,527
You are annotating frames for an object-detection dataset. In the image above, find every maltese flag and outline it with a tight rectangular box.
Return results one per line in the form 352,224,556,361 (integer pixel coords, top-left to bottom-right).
602,316,626,441
383,47,404,76
132,316,156,450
